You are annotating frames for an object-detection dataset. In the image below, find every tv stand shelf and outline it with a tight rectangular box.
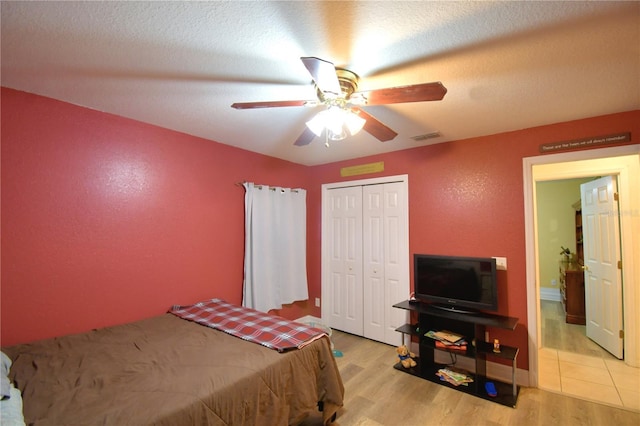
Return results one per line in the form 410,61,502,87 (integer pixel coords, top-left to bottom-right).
394,300,518,329
393,300,520,407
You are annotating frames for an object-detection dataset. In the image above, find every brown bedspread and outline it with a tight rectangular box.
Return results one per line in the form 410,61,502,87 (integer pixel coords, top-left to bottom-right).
3,314,344,425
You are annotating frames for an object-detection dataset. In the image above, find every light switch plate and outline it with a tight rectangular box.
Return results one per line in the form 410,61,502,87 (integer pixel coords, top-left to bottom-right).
493,257,507,270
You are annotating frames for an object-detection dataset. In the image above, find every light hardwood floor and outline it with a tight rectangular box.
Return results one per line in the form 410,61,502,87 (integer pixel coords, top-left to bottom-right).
540,300,615,358
303,328,640,426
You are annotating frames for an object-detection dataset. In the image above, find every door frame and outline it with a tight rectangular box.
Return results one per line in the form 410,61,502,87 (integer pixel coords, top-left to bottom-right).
320,174,410,338
523,144,640,387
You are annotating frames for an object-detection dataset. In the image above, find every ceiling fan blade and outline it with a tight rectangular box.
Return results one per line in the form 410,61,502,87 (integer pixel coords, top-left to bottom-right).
231,100,310,109
300,57,341,96
352,107,398,142
293,127,317,146
358,82,447,105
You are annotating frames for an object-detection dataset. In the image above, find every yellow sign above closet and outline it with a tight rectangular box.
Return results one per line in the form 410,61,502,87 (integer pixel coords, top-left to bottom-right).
340,161,384,177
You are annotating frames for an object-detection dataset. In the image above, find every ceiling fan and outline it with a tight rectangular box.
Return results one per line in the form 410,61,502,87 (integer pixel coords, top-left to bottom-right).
231,57,447,146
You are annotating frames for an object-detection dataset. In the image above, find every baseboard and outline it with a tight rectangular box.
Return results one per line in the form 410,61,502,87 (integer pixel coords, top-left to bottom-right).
540,287,561,302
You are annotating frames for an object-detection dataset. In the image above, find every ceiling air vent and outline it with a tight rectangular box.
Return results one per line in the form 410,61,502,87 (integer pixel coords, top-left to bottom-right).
410,131,441,141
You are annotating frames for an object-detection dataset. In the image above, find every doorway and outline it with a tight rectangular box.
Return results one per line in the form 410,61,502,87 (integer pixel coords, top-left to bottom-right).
536,175,628,406
523,145,640,390
536,176,624,359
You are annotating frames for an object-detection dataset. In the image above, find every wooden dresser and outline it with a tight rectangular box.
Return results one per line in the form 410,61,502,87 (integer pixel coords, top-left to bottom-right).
559,260,586,325
559,201,586,325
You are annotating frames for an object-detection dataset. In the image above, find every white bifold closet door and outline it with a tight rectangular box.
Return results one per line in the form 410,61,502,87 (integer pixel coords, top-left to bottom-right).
323,180,408,346
325,185,364,336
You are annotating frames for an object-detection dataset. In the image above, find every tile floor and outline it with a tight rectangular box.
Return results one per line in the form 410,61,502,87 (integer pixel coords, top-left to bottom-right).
538,300,640,412
539,346,640,411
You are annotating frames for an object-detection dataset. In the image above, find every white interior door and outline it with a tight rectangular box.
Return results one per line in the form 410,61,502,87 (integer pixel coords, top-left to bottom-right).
363,184,386,342
362,182,408,346
324,186,363,335
581,175,624,359
381,182,408,346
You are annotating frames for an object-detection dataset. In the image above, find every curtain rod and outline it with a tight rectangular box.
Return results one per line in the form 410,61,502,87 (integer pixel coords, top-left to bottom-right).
235,182,300,193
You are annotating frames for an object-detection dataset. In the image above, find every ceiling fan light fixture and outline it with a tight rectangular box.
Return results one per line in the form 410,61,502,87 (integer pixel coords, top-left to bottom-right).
324,108,347,141
344,110,366,135
305,112,326,137
327,127,347,141
306,107,366,142
325,107,346,135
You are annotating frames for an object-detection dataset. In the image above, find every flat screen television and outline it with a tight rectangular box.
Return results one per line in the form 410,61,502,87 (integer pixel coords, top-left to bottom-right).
414,254,498,313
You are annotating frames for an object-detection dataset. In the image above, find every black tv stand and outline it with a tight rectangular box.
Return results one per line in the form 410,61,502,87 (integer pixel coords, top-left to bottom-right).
393,300,519,407
429,303,480,314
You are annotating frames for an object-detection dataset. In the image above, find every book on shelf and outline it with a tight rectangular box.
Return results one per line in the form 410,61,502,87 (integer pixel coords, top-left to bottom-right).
435,341,467,351
436,368,473,386
433,330,464,343
424,330,467,346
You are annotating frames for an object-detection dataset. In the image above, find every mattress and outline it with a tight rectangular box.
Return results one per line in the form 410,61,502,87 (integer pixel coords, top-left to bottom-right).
3,313,344,425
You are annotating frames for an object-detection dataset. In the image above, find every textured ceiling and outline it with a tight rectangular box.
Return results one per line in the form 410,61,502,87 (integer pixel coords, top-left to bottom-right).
2,1,638,166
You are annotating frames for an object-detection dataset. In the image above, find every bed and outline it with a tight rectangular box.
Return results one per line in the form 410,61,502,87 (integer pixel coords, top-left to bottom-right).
2,299,344,425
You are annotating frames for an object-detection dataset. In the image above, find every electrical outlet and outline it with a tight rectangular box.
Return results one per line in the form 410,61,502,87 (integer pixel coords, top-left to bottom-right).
315,298,320,307
493,256,507,270
551,279,557,286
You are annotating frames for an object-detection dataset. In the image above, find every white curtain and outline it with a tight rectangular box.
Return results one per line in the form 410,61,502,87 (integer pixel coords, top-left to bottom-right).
242,182,309,312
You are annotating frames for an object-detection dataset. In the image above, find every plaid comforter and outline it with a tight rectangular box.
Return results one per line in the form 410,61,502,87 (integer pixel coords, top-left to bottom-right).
169,298,328,352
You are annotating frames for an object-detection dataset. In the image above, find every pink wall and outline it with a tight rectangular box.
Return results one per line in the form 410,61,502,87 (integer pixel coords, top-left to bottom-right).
2,87,637,371
1,87,311,345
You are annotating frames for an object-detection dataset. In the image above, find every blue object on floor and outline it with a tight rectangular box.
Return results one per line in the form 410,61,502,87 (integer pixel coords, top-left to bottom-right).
485,381,497,397
332,349,343,357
